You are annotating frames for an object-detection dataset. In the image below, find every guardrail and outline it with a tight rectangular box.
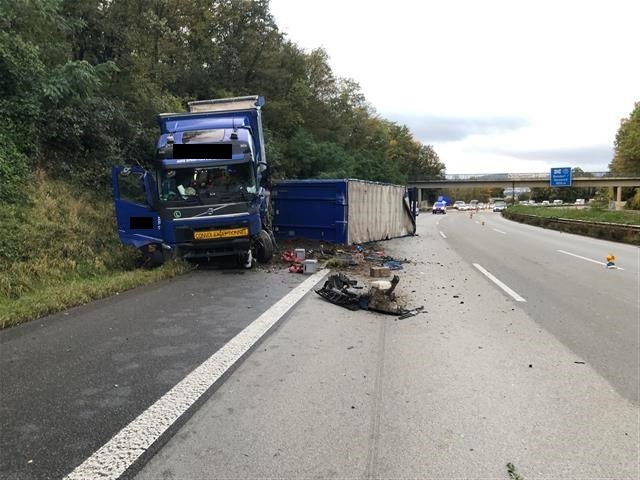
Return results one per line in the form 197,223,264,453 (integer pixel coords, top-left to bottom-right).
502,211,640,245
416,172,635,181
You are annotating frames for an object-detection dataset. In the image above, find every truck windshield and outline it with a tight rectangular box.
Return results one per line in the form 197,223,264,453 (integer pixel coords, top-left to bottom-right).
159,163,256,204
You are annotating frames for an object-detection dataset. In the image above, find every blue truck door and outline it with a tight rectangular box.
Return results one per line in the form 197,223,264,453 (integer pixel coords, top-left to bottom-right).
111,166,162,249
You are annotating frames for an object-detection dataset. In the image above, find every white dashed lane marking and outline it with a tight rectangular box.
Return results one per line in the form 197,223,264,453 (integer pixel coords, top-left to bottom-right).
473,263,527,302
557,250,624,270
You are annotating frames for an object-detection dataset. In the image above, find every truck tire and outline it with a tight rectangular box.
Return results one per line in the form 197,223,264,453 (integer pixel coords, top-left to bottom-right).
254,230,274,263
141,244,164,268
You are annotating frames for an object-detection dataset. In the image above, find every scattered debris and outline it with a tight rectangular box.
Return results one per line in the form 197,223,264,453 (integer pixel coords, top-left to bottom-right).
315,273,363,311
303,259,318,274
281,250,297,263
288,263,303,273
383,260,404,270
397,306,425,320
506,462,525,480
574,361,586,364
316,273,421,317
370,266,391,277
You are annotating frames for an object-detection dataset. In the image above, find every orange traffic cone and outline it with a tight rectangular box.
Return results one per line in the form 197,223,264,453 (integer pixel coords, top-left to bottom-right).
606,254,616,269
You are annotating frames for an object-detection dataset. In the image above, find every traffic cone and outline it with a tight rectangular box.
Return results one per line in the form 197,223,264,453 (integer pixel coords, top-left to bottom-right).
606,254,616,269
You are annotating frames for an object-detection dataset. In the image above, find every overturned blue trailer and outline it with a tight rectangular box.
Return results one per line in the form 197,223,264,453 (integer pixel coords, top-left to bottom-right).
272,179,417,245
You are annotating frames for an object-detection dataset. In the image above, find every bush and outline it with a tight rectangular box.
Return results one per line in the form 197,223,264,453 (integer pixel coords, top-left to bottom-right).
0,133,28,203
625,188,640,210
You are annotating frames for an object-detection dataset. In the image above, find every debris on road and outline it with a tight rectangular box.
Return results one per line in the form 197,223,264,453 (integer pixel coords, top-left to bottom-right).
315,273,363,311
315,273,421,317
397,306,425,320
370,266,391,277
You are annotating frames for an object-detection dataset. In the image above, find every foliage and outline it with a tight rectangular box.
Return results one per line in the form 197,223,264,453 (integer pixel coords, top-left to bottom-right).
610,102,640,176
0,0,444,200
609,103,640,206
0,171,191,326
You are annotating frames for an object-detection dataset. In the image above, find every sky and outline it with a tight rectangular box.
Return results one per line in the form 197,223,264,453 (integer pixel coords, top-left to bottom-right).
269,0,640,174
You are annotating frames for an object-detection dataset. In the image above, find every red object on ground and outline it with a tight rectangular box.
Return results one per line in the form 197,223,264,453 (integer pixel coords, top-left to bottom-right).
288,264,303,273
282,250,297,263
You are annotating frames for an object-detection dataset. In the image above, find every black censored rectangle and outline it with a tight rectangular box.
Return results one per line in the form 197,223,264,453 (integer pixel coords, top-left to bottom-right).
130,216,153,229
172,143,232,159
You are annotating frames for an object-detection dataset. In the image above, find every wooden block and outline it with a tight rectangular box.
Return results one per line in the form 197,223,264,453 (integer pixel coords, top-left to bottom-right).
370,266,391,277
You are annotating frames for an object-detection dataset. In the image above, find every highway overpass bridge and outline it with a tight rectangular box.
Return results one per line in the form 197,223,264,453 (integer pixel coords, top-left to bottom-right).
408,171,640,204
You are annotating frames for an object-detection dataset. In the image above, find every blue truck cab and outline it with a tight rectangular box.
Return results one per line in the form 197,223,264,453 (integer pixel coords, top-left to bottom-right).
111,95,274,267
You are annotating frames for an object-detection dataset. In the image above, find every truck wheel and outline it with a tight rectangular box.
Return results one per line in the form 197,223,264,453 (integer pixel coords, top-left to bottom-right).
141,244,164,268
254,230,274,263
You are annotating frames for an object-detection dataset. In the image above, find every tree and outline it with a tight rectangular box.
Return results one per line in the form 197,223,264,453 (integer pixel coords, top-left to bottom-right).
610,102,640,175
609,102,640,208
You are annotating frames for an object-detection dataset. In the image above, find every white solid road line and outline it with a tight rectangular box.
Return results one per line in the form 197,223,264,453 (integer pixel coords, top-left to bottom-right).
473,263,527,302
64,269,330,480
439,231,447,239
492,228,506,235
557,249,624,270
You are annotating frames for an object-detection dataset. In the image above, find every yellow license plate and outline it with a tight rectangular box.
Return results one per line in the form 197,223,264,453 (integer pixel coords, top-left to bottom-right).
193,227,248,240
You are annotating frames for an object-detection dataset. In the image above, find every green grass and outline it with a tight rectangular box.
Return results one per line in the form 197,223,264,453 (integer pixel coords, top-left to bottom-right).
0,171,192,328
0,262,190,328
507,205,640,225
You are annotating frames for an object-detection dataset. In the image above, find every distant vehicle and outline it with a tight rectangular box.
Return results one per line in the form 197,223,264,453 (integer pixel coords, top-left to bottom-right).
493,201,507,212
519,200,529,205
477,202,485,210
453,201,465,210
432,201,447,214
575,199,586,205
541,200,550,206
553,199,563,205
469,199,479,208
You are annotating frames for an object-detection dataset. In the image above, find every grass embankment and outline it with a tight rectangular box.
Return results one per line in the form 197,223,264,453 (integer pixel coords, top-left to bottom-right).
504,204,640,245
0,172,191,329
506,205,640,224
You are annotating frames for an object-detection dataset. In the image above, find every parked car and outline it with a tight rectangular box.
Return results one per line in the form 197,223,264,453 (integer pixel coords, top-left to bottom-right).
553,199,563,205
432,201,447,214
453,201,465,210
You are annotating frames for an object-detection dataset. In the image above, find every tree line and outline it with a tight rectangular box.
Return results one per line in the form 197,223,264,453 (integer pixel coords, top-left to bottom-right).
0,0,445,203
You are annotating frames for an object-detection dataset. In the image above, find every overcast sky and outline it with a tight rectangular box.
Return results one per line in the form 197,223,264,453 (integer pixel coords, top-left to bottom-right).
269,0,640,174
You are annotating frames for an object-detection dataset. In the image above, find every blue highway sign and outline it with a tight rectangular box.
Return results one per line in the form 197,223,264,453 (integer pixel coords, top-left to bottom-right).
550,167,572,187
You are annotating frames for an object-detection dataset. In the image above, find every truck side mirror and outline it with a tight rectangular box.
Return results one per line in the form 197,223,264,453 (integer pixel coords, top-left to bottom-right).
258,162,271,188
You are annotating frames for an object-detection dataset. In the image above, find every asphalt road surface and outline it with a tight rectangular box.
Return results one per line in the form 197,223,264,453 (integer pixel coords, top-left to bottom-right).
135,212,639,479
437,209,639,404
1,212,638,479
0,266,303,480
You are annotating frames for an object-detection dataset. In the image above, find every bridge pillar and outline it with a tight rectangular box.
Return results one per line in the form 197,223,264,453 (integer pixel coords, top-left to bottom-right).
614,185,625,210
616,186,622,202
